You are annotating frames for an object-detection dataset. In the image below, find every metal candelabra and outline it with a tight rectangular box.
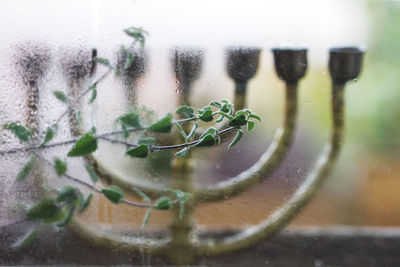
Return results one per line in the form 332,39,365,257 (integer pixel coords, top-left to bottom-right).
16,44,364,264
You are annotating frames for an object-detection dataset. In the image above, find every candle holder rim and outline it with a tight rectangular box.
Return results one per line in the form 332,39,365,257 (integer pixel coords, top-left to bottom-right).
225,46,262,52
171,46,205,54
329,46,365,54
271,47,308,52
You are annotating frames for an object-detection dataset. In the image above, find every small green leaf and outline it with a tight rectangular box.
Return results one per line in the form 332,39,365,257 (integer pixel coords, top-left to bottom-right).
67,132,98,157
75,111,83,127
27,199,59,220
235,110,248,116
247,120,255,132
93,57,110,67
209,101,221,108
54,157,67,177
56,186,80,205
175,123,187,141
221,103,231,113
176,105,195,118
195,134,215,147
56,204,75,227
187,122,198,140
179,201,185,219
3,122,32,143
12,227,39,250
88,85,97,104
118,111,141,128
142,208,151,228
149,113,172,133
242,108,252,114
199,127,219,140
124,50,134,69
218,111,234,120
228,129,244,149
126,144,149,158
249,113,262,122
198,106,213,122
102,185,125,204
228,114,247,127
89,126,96,135
153,197,172,210
176,191,192,219
121,124,129,138
84,163,98,183
167,189,191,202
137,136,156,146
123,26,148,46
40,126,57,148
175,147,189,158
53,91,69,103
133,188,151,203
78,193,93,212
182,192,192,203
167,189,185,199
16,155,36,182
197,127,220,145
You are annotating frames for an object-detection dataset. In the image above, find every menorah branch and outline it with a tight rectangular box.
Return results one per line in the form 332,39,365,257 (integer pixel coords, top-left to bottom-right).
6,37,364,266
195,83,345,255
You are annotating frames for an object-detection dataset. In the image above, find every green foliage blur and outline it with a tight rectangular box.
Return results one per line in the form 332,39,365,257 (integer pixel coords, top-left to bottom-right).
349,2,400,154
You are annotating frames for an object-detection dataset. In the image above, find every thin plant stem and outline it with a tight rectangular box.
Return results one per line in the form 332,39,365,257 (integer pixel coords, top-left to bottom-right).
0,118,235,156
99,127,235,151
38,154,152,208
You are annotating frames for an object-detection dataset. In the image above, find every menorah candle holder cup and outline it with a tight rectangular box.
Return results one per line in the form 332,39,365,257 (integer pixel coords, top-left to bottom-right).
115,47,147,106
329,47,364,85
116,47,147,81
16,44,51,88
12,42,365,265
173,47,203,95
272,47,307,85
226,47,261,93
15,44,51,137
60,48,94,86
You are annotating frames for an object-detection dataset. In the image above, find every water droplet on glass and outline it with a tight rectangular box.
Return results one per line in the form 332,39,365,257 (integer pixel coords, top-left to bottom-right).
175,80,180,93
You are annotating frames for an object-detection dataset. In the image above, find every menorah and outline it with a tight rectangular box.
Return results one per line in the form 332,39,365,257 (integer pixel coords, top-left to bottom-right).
5,43,364,265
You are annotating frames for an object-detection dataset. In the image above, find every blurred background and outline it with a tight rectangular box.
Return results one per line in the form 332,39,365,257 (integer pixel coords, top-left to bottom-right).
0,0,400,231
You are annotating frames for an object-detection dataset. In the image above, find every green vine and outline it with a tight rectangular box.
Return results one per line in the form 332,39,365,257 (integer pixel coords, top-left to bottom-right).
1,26,262,249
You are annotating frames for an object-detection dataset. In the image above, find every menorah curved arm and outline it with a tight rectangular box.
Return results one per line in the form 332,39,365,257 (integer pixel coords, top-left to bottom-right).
33,164,171,254
90,155,169,198
194,82,298,202
195,83,345,255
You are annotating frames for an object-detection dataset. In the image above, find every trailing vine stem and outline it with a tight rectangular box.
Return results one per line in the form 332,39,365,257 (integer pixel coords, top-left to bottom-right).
37,154,171,209
99,127,235,151
3,26,263,250
0,125,235,156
